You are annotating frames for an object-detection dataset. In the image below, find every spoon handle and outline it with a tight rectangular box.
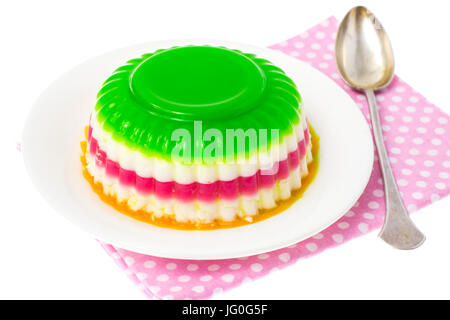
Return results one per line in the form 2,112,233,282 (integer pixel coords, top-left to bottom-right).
365,89,425,249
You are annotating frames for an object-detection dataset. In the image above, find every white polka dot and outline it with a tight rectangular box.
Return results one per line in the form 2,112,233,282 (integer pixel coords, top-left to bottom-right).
412,192,423,199
434,128,445,135
373,189,384,197
431,138,442,146
207,264,220,271
166,263,177,270
376,95,385,102
312,233,324,239
332,234,344,243
327,43,334,51
306,52,316,58
315,31,325,39
398,179,408,186
424,160,435,167
192,286,205,293
294,41,304,48
417,127,427,134
300,31,309,38
382,125,391,132
136,272,148,280
279,40,288,47
405,159,416,166
392,96,402,102
396,86,406,93
306,243,318,252
363,213,375,220
409,148,420,156
319,62,329,69
439,172,449,179
413,138,423,145
389,157,398,164
289,51,299,57
279,253,291,263
251,263,263,272
144,260,156,269
323,53,333,60
395,137,405,144
157,274,169,282
368,201,380,209
403,116,413,123
331,73,340,79
241,277,252,285
438,117,448,125
399,126,409,133
178,275,191,282
200,275,212,282
402,169,412,176
149,286,161,293
311,43,321,50
358,223,369,233
409,96,419,103
124,257,135,266
221,274,235,283
390,147,401,154
388,105,399,112
427,149,438,156
270,267,280,273
385,115,395,122
420,117,431,123
338,221,350,229
431,194,440,202
416,181,428,189
424,107,433,114
229,264,242,270
186,264,199,271
213,287,223,295
435,182,446,190
420,171,431,177
444,161,450,168
406,106,416,113
170,286,182,292
345,210,355,217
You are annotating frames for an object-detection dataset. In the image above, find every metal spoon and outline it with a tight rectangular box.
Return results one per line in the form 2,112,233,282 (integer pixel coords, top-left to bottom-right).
335,6,426,249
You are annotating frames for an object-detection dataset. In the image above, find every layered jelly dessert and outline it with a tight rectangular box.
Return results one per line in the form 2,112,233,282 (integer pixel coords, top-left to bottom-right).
82,45,316,229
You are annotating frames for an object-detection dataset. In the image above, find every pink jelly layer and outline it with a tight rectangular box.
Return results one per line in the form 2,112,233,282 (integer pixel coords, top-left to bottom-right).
87,126,310,202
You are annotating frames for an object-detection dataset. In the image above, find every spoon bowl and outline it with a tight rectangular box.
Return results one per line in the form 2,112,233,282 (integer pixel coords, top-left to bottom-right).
335,6,395,90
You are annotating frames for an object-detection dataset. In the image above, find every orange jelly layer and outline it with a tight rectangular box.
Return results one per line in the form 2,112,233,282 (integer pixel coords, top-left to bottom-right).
81,126,320,231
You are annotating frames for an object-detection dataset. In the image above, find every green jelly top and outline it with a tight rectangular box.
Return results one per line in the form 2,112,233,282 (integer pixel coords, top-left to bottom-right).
94,45,302,164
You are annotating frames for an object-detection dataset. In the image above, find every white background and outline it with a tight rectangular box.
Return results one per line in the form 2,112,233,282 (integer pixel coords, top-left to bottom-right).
2,0,450,299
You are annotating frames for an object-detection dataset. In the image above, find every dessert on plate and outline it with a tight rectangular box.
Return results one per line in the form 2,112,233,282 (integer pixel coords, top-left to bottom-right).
82,45,316,229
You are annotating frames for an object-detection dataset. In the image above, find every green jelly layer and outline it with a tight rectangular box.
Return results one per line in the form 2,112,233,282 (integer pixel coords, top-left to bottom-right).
94,45,302,164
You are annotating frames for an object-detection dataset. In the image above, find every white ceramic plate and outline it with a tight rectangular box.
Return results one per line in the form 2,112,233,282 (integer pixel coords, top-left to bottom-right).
22,40,373,260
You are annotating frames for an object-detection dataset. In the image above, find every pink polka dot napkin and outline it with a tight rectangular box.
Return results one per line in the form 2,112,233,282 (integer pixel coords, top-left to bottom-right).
99,16,450,300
